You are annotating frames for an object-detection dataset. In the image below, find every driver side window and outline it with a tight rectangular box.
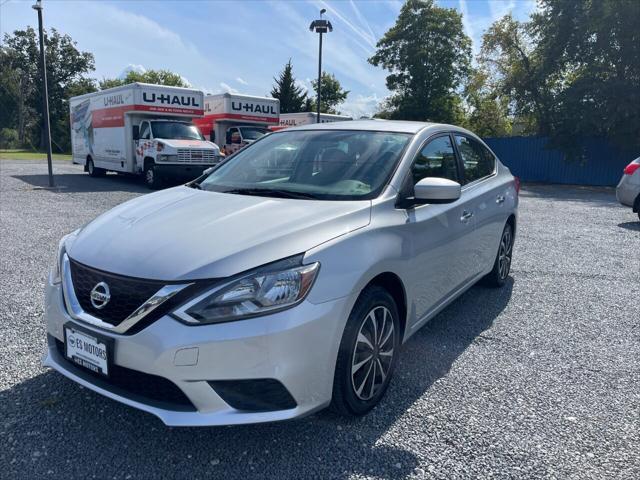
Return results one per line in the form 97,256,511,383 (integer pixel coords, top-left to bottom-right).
411,135,459,185
139,122,150,140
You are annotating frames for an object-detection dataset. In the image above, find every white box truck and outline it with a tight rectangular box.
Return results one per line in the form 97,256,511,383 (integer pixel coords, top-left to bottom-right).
70,83,222,189
193,93,279,155
272,112,352,130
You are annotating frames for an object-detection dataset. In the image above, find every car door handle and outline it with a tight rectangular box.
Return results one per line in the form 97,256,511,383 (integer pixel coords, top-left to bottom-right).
496,195,505,204
460,210,474,222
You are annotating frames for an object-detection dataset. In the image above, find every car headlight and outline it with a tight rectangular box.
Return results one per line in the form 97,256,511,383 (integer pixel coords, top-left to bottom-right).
157,154,178,162
172,258,320,324
51,233,73,284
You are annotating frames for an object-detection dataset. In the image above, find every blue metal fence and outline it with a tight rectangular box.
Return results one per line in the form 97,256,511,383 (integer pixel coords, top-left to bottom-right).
483,136,633,186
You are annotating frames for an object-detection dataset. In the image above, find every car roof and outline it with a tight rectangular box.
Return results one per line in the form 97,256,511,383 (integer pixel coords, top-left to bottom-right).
287,119,438,134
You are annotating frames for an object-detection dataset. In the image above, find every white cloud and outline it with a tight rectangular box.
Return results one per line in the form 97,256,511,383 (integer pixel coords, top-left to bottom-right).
340,92,384,118
219,82,239,94
117,64,146,79
236,77,249,86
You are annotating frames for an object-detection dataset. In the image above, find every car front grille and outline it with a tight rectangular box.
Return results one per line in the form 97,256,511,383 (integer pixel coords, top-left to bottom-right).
176,149,219,164
69,259,165,327
53,338,195,411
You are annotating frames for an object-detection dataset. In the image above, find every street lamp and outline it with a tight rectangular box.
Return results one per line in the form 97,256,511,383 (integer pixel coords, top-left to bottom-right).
32,0,54,187
309,8,332,124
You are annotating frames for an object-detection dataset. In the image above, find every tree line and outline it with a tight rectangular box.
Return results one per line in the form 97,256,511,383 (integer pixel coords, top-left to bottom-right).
1,0,638,154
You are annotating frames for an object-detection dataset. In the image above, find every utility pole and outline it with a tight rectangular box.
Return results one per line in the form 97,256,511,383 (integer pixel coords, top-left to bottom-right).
309,9,333,124
32,0,55,187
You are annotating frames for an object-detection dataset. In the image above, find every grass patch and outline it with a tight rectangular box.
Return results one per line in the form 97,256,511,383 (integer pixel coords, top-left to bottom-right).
0,149,72,161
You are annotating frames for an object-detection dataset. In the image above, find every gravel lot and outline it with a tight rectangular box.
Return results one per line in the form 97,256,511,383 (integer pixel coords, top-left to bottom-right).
1,160,638,480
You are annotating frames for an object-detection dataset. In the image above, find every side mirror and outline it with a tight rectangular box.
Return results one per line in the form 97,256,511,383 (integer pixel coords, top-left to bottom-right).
132,125,139,141
210,130,215,143
398,177,461,208
414,177,461,204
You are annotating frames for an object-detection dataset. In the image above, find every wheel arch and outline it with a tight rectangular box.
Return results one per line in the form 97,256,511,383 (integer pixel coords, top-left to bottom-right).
361,272,408,342
506,213,516,236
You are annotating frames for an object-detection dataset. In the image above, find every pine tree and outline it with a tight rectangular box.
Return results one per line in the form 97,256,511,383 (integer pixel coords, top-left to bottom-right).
271,59,307,113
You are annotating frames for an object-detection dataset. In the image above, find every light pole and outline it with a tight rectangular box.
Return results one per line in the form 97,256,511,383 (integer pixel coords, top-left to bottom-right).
32,0,54,187
309,9,332,124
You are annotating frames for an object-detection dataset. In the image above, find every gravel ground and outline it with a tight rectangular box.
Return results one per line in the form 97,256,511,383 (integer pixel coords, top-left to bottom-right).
1,160,638,480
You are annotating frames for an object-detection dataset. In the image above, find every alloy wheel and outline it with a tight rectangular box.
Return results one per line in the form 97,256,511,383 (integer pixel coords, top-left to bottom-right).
146,167,154,185
498,226,513,280
351,306,395,401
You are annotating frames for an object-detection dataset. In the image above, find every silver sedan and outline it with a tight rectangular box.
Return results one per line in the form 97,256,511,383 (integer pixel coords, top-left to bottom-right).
43,120,518,426
616,157,640,220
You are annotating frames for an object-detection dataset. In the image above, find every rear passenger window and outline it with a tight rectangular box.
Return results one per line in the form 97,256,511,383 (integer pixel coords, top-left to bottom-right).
454,135,495,183
411,136,459,185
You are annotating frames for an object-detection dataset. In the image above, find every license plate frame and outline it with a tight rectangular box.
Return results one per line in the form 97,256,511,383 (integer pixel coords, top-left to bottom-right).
63,323,113,377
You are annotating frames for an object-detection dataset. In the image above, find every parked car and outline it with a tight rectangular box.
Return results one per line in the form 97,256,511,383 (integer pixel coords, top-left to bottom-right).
43,120,518,426
616,157,640,220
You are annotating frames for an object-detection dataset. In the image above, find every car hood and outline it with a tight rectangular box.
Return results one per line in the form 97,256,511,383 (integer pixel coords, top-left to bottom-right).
157,139,218,150
67,187,371,281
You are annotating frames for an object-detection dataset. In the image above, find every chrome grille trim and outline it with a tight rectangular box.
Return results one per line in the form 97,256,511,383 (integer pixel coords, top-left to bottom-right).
61,254,192,334
176,149,220,164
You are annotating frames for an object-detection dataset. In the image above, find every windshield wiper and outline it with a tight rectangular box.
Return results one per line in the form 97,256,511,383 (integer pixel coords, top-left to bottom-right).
186,181,202,189
222,188,318,200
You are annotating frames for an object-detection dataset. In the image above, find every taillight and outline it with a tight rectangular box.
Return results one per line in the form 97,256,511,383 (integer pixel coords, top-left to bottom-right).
623,162,640,175
514,176,521,195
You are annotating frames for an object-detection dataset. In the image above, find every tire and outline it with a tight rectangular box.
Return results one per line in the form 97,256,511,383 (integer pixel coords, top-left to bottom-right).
87,158,105,177
143,161,163,190
330,285,400,416
482,222,514,287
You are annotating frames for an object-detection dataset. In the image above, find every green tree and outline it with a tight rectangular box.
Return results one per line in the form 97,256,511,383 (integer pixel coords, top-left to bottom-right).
531,0,640,151
271,59,307,113
463,69,511,137
99,69,189,90
310,72,349,114
1,27,95,151
479,14,553,136
368,0,471,122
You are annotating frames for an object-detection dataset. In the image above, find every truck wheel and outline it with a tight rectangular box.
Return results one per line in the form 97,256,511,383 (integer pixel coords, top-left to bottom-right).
144,162,163,190
87,158,105,177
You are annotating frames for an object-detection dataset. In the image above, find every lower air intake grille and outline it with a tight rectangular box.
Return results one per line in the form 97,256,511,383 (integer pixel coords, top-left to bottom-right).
54,338,195,411
208,379,297,412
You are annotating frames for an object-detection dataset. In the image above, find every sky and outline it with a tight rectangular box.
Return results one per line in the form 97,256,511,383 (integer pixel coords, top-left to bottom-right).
0,0,537,118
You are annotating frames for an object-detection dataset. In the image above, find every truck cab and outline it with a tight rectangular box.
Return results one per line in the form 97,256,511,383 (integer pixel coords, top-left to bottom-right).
223,125,269,154
134,119,221,189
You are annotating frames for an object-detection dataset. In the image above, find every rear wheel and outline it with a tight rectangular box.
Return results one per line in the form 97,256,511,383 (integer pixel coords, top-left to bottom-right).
87,158,105,177
331,286,400,416
143,161,163,190
483,222,514,287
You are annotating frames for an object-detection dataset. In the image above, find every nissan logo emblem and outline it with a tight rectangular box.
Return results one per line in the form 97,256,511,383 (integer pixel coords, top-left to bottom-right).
90,282,111,309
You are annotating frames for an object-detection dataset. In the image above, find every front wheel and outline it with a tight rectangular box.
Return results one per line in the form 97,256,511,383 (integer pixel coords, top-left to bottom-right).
331,286,400,416
87,158,105,177
143,162,163,190
482,222,514,287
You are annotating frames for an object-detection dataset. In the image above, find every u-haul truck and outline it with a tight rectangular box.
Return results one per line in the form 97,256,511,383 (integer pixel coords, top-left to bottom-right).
70,83,222,189
193,93,279,155
271,112,353,131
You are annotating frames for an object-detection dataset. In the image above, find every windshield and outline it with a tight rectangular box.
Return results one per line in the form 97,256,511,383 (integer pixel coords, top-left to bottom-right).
199,130,412,200
151,121,204,140
239,127,268,141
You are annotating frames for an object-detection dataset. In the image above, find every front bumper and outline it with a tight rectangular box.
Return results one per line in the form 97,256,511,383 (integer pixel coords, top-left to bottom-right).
154,163,216,179
43,279,354,426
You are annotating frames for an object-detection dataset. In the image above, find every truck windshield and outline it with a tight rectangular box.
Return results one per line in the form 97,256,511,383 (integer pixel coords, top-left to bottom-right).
198,130,412,200
151,121,204,140
239,127,268,141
